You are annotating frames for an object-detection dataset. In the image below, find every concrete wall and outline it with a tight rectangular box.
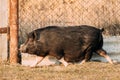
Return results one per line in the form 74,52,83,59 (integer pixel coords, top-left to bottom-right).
0,0,8,62
92,36,120,62
0,34,8,62
0,0,8,27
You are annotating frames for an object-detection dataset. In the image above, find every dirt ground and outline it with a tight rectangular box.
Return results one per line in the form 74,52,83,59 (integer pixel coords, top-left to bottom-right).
1,62,120,80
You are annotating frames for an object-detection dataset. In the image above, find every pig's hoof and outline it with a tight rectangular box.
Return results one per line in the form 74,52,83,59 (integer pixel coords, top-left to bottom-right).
29,65,37,68
112,60,118,64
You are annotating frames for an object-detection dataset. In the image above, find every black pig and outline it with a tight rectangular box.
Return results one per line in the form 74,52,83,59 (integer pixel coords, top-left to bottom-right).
20,25,113,67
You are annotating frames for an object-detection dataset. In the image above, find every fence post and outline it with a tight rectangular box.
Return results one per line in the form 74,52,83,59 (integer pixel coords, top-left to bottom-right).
9,0,19,64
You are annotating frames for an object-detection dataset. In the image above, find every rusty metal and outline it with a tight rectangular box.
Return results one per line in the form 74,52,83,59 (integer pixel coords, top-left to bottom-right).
9,0,19,64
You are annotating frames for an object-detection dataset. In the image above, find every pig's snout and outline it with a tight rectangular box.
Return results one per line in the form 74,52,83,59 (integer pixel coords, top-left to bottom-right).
19,44,27,53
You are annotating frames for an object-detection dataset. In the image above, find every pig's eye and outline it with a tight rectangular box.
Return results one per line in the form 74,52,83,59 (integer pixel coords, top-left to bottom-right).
26,48,28,52
28,38,34,42
27,43,34,46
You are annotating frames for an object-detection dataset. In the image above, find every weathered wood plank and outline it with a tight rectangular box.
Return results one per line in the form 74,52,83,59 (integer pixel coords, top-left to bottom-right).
9,0,19,64
0,27,7,33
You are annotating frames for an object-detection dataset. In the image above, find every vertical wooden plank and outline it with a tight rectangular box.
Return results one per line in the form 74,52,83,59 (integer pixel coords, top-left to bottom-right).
9,0,19,64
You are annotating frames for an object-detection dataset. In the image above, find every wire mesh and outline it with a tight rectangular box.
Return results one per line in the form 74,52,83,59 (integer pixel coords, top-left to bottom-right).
19,0,120,42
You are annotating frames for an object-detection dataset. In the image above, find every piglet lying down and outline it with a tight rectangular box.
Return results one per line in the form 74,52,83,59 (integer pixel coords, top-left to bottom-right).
20,25,114,67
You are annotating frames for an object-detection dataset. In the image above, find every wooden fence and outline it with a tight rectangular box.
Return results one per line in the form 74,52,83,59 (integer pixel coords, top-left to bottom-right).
0,0,19,64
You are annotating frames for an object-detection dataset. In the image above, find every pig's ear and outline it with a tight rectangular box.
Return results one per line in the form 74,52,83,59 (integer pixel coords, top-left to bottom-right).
25,32,29,41
25,32,29,39
33,31,37,40
23,32,29,44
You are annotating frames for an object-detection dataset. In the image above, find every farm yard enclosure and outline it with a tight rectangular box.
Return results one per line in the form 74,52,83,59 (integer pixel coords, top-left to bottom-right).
0,0,120,80
19,0,120,65
0,0,120,64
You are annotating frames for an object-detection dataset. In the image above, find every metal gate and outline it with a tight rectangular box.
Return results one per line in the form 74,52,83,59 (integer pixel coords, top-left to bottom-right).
0,0,9,62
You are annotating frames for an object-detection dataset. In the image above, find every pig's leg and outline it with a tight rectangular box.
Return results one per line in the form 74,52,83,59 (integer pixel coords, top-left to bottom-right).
96,49,113,64
79,48,93,64
30,56,44,67
59,57,68,67
79,53,92,64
